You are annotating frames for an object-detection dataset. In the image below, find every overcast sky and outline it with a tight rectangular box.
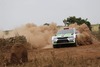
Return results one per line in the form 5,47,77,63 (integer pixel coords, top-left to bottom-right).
0,0,100,30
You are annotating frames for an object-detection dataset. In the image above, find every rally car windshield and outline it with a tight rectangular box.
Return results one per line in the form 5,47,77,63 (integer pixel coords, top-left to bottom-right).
57,29,74,34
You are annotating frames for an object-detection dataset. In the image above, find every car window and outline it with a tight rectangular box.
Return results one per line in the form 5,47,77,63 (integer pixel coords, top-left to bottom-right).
57,29,74,34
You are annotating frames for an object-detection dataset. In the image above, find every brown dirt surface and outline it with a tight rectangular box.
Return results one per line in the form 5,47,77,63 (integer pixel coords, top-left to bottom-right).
28,43,100,60
1,42,100,67
27,44,100,67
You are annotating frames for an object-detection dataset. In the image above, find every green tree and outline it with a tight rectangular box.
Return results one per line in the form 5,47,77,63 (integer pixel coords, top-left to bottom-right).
44,23,49,26
63,16,91,30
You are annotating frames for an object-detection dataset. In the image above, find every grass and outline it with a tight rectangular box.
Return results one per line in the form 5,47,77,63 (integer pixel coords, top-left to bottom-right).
2,50,100,67
92,31,100,40
0,47,100,67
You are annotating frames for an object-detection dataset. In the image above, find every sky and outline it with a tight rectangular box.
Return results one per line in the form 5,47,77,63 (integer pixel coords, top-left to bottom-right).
0,0,100,30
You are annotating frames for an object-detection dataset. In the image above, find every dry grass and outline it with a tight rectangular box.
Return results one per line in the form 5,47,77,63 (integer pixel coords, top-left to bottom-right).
0,42,100,67
0,51,100,67
26,48,100,67
92,31,100,40
91,24,100,32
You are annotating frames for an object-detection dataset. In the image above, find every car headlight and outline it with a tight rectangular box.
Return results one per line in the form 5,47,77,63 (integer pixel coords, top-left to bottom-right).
52,36,58,43
53,38,58,42
67,37,75,42
69,36,74,38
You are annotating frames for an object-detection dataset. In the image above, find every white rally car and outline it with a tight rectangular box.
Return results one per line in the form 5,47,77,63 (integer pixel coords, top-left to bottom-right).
52,28,79,48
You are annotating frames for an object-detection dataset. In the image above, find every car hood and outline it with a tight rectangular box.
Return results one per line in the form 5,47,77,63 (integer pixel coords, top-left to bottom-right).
56,33,73,37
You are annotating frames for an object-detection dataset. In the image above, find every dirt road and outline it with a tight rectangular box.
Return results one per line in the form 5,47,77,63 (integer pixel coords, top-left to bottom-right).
28,44,100,60
25,44,100,67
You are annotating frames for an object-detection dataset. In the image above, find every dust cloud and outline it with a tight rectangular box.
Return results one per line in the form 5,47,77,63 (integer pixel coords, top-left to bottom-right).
0,23,57,49
68,23,100,45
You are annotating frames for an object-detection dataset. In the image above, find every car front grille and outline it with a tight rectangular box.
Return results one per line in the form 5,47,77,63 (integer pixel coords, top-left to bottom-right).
57,37,69,43
57,37,68,39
